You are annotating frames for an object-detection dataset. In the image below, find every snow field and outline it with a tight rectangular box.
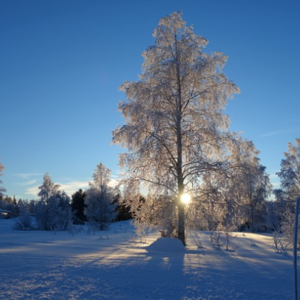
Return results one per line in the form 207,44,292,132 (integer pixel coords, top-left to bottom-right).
0,218,295,299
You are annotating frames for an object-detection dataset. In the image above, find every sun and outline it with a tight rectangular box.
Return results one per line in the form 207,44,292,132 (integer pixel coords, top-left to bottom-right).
180,193,191,204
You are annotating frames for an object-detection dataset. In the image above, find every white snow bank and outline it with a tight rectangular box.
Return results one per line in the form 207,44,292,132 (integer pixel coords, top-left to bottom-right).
146,237,185,253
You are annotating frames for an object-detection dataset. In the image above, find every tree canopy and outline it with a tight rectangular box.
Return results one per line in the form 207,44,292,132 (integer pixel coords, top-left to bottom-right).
113,12,242,245
277,138,300,202
38,173,60,204
84,162,117,230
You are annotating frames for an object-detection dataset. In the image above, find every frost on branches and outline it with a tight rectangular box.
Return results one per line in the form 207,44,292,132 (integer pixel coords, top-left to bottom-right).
187,139,271,233
38,173,60,205
277,138,300,201
35,173,73,231
277,138,300,246
112,12,249,245
84,162,117,230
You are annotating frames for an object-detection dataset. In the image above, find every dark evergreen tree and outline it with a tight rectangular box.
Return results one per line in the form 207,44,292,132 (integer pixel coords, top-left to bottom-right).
114,193,132,221
71,189,86,223
28,200,36,215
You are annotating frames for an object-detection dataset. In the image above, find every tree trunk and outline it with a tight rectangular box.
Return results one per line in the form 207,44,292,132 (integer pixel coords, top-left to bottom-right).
250,202,255,232
174,33,186,246
178,202,186,246
177,173,185,245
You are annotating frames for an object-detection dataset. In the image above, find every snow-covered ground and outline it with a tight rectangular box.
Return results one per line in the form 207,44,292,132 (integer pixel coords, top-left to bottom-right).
0,218,295,299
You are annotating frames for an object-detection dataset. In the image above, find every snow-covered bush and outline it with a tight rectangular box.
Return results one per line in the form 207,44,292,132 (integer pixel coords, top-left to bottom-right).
13,204,34,230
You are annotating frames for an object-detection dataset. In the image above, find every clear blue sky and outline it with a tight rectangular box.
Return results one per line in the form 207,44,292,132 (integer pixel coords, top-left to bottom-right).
1,0,299,199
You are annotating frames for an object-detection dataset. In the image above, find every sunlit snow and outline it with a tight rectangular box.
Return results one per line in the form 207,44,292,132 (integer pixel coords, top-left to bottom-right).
0,218,294,299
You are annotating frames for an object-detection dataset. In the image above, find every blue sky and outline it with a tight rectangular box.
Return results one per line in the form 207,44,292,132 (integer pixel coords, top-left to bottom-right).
1,0,299,199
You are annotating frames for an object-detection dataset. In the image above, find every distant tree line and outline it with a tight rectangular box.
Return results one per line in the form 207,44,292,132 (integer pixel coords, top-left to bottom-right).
0,163,132,231
2,140,300,248
0,196,36,218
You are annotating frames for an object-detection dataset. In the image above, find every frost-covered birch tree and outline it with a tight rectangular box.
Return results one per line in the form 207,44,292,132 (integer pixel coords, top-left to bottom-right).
277,138,300,202
36,173,60,230
84,162,117,230
38,173,60,204
112,12,240,245
189,138,267,232
91,162,111,188
241,164,271,232
277,138,300,244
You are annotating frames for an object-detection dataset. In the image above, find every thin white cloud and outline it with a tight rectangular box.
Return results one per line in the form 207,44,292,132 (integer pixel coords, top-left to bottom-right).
59,181,90,196
261,128,299,138
25,186,40,197
108,178,119,188
268,172,281,190
25,180,90,198
19,179,37,186
261,129,288,138
25,176,120,198
15,172,42,179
